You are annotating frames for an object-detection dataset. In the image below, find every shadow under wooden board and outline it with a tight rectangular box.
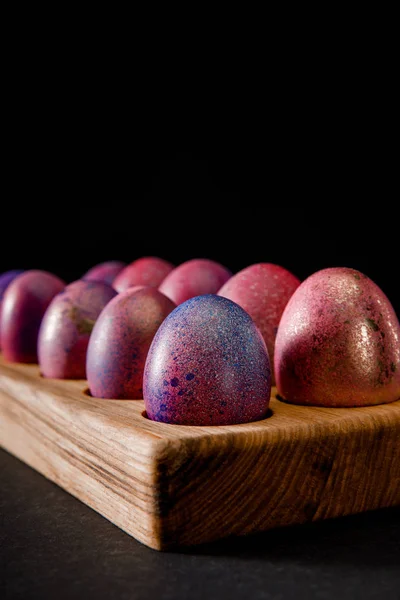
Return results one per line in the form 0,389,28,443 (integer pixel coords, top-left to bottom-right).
0,354,399,551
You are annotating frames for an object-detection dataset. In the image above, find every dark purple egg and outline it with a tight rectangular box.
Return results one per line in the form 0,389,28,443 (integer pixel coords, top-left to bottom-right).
38,280,117,379
0,270,24,349
87,287,176,399
82,261,126,285
1,270,66,363
144,294,271,425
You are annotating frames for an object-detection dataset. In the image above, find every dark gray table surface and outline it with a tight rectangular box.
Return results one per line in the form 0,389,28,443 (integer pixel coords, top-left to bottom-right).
1,448,399,600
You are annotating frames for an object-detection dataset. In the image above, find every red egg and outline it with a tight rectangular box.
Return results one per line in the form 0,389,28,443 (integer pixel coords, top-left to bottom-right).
86,287,176,399
275,267,400,406
1,270,66,363
159,259,232,305
38,280,117,379
218,263,300,384
113,257,174,292
83,260,126,285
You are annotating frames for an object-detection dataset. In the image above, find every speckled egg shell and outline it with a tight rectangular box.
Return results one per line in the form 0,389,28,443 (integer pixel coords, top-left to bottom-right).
0,270,24,349
83,261,126,285
87,287,176,399
275,267,400,407
158,259,232,305
38,280,117,379
113,257,174,292
1,270,66,363
144,294,271,425
218,263,300,385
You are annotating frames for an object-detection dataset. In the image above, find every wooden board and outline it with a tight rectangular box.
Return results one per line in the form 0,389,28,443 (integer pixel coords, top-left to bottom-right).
0,354,399,551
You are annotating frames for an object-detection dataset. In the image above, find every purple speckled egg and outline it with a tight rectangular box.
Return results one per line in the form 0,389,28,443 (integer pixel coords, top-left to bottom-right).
275,267,400,407
158,259,232,305
83,260,126,285
1,270,66,363
87,287,176,399
218,263,301,385
144,294,271,425
38,280,117,379
113,257,174,292
0,270,24,349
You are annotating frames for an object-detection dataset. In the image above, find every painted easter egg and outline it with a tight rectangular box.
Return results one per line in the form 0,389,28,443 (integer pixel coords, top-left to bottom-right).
159,259,232,305
275,267,400,406
1,270,66,363
87,287,176,399
83,260,126,285
144,294,271,425
113,257,174,292
38,280,117,379
0,270,24,349
218,263,300,385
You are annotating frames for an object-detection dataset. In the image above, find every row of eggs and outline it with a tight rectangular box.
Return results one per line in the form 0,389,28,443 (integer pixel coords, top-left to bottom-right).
0,258,399,425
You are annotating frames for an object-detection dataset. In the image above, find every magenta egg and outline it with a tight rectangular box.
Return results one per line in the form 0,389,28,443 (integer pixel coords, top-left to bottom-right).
87,287,176,399
144,294,271,425
1,270,66,363
218,263,300,385
158,259,232,305
113,257,174,292
83,260,126,285
38,280,117,379
275,267,400,407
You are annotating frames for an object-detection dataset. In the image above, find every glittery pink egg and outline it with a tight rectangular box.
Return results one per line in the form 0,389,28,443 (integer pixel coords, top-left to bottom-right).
38,280,117,379
113,257,174,292
218,263,300,385
144,294,271,425
87,287,176,399
1,270,66,363
275,267,400,407
83,260,126,285
158,259,232,305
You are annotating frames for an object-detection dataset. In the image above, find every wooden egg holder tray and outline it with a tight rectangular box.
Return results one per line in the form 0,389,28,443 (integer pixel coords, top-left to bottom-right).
0,354,399,551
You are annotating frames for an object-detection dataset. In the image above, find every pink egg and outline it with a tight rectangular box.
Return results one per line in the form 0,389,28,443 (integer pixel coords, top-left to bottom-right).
113,257,174,292
38,280,117,379
275,267,400,406
87,287,176,399
1,270,66,363
159,259,232,305
83,260,126,285
218,263,300,384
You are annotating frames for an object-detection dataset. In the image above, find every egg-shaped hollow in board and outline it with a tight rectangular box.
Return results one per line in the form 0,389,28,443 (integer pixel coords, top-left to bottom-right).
144,294,272,425
82,260,126,285
0,270,24,349
86,287,176,399
113,257,175,292
275,267,400,407
38,280,117,379
1,270,66,363
158,259,232,305
218,263,300,385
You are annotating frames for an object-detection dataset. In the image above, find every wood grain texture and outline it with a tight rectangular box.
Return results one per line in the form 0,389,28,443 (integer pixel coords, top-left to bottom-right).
0,355,399,550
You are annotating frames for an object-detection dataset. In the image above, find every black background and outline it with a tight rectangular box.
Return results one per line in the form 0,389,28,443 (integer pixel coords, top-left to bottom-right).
2,146,399,315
